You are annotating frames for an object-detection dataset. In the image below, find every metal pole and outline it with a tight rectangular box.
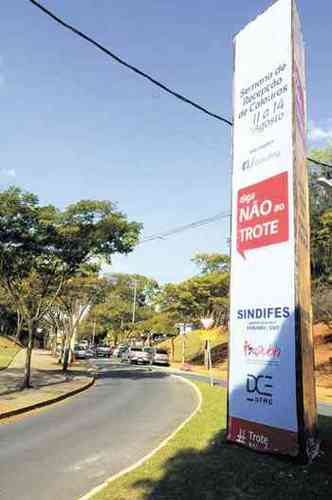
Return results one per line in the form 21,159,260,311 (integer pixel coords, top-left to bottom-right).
182,335,185,365
208,339,214,386
132,280,137,324
92,319,96,346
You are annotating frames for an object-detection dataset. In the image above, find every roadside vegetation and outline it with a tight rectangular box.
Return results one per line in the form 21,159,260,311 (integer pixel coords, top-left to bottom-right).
0,337,21,370
0,146,330,389
95,381,332,500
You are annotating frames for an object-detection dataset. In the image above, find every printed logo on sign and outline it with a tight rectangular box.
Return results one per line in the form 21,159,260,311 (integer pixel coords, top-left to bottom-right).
234,426,270,450
244,341,281,359
237,306,290,320
241,149,280,172
246,374,273,406
236,428,247,445
237,172,289,258
247,430,270,450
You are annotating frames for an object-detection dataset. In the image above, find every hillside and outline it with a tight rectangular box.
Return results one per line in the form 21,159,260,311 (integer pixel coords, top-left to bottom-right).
0,336,22,370
159,324,332,394
314,323,332,398
159,328,228,377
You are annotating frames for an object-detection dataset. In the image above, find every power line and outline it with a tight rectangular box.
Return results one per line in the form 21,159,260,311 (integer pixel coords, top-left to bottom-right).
307,157,332,169
28,0,232,127
28,1,332,171
139,211,231,244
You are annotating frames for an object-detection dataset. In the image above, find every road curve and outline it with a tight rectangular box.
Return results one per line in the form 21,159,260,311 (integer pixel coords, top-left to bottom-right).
0,360,198,500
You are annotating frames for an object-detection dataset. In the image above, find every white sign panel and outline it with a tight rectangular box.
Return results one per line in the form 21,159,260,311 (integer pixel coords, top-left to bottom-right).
227,0,299,455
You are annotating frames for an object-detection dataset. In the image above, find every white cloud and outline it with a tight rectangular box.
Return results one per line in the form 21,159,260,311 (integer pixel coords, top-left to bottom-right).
309,122,332,141
1,168,16,178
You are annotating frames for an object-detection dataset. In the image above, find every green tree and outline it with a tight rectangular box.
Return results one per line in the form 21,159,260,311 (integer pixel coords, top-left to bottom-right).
0,187,141,387
308,145,332,285
0,284,17,337
58,273,108,371
160,271,229,327
85,273,159,346
192,252,230,274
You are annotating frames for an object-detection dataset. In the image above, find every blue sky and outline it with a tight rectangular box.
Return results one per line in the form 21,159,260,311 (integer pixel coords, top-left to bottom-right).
1,1,331,283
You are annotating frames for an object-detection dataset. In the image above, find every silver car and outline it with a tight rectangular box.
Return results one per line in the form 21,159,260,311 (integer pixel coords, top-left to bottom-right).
152,348,169,366
129,347,152,365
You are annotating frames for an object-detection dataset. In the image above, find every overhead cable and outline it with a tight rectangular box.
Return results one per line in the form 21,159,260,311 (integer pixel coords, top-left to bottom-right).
139,211,231,244
28,0,232,127
28,0,332,170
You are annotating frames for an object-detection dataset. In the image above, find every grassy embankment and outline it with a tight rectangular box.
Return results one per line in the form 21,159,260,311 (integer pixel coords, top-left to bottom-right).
0,336,21,370
159,327,228,379
95,381,332,500
158,325,332,402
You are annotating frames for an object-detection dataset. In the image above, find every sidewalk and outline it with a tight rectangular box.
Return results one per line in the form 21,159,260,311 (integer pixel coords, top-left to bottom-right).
0,349,94,419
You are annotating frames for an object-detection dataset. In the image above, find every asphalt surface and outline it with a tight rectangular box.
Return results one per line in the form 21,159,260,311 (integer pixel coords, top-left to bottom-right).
0,359,197,500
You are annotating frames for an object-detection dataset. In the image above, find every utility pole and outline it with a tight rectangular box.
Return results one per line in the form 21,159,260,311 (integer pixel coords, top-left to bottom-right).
132,280,137,324
92,319,96,346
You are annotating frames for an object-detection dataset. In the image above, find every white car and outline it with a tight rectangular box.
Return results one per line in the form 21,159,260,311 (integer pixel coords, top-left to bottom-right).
73,345,88,359
153,348,169,366
128,347,152,365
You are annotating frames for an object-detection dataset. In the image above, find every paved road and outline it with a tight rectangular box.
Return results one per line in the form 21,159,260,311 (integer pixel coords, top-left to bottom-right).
0,360,197,500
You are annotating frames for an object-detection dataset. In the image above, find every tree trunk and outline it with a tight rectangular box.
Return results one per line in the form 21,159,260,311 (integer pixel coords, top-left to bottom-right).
23,320,35,389
62,347,69,372
62,334,70,372
51,327,58,355
16,310,23,341
62,325,75,372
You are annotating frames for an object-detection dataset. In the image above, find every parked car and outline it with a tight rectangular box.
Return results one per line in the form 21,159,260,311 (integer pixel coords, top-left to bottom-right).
73,345,88,359
128,347,152,365
143,346,154,359
120,347,129,362
112,347,120,357
152,348,169,366
113,345,128,358
85,348,95,358
96,345,112,358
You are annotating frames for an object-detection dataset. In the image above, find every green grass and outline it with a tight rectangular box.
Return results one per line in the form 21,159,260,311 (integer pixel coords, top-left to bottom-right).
159,328,227,364
95,382,332,500
0,336,21,370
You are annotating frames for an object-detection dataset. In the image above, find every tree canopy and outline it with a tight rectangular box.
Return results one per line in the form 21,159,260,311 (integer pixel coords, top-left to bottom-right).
0,186,142,386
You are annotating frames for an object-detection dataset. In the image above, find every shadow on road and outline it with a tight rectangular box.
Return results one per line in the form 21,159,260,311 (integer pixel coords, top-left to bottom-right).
0,365,93,397
95,364,170,382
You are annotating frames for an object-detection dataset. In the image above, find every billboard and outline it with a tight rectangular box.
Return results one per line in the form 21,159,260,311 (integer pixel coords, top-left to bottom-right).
227,0,317,458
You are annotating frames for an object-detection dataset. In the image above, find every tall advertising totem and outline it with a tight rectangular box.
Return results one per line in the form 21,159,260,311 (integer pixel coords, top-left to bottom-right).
227,0,319,460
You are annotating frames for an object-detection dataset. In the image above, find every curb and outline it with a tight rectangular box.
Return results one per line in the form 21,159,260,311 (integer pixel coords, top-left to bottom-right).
0,376,95,420
79,375,203,500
